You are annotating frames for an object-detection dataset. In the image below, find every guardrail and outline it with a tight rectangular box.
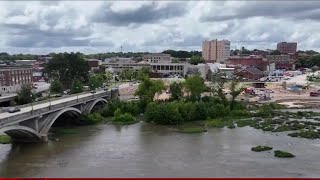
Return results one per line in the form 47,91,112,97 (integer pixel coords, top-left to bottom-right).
0,91,109,127
0,90,107,113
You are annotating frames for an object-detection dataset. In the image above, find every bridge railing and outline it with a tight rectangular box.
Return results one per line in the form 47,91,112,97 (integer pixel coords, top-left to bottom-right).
0,90,109,113
0,91,110,127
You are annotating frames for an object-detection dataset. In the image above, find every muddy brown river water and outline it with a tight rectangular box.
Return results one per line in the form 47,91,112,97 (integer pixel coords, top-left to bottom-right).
0,122,320,177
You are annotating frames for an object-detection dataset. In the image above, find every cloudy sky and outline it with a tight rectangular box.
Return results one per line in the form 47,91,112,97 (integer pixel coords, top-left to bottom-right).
0,1,319,54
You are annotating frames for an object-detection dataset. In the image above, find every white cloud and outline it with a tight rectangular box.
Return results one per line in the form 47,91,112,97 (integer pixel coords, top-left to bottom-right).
0,1,320,54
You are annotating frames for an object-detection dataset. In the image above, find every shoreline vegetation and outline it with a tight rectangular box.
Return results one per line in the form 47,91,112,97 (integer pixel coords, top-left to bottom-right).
78,74,320,142
0,135,11,144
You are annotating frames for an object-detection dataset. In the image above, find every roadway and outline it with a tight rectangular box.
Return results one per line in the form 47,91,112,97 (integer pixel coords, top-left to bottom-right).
0,90,106,119
0,93,17,103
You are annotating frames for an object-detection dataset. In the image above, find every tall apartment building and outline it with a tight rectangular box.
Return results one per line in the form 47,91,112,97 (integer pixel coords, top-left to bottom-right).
276,42,297,54
0,65,33,94
202,39,230,63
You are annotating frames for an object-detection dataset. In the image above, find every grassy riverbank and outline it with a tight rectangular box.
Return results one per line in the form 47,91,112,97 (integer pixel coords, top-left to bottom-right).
0,135,11,144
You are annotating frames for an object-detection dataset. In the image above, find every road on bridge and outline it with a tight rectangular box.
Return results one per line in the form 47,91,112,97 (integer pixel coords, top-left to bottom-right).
0,90,106,119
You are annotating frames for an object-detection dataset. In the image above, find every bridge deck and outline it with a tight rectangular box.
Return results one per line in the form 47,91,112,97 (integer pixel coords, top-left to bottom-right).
0,90,108,121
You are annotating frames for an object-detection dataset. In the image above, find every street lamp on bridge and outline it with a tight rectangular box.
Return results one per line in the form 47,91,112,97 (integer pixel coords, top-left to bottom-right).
48,91,51,110
30,94,34,115
76,86,79,102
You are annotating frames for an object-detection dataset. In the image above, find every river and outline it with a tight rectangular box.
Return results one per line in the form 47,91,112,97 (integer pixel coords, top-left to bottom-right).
0,122,320,177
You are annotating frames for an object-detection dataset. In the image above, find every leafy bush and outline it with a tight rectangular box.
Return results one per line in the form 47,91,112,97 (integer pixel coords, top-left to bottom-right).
205,119,225,128
272,125,291,132
101,100,140,117
230,109,251,117
0,135,11,144
288,130,320,139
236,119,253,127
256,105,274,117
112,108,136,124
81,113,104,125
251,145,273,152
145,102,183,125
274,150,295,158
113,113,136,123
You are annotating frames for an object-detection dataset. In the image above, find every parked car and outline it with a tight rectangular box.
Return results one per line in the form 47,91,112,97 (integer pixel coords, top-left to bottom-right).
310,92,320,97
129,97,140,101
7,107,21,113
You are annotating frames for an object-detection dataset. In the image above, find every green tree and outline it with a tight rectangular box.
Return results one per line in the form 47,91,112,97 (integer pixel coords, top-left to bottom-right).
184,75,206,101
71,79,84,94
89,74,104,90
105,71,113,84
135,76,165,109
172,58,180,63
190,55,205,65
15,84,35,105
211,72,227,102
270,50,281,55
169,82,183,101
50,79,63,94
229,77,245,110
137,67,151,80
46,52,90,88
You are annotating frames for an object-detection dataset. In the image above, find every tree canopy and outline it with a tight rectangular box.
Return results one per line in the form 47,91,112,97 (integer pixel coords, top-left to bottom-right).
169,82,183,101
45,52,90,88
71,79,84,94
162,50,202,59
15,84,35,105
296,55,320,68
88,74,104,90
50,79,63,94
135,76,165,109
270,50,281,55
184,75,206,101
190,55,205,65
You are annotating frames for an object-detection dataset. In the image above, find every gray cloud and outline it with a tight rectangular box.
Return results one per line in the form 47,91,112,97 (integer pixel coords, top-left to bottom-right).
0,1,320,54
92,2,187,26
201,1,320,22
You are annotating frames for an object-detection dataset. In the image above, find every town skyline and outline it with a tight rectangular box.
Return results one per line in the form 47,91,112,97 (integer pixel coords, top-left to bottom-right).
0,1,319,54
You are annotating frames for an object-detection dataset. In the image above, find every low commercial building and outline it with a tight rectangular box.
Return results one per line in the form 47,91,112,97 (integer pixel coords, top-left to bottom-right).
235,67,264,80
0,64,33,94
150,62,185,76
103,57,150,73
86,59,102,72
184,63,209,78
143,53,171,63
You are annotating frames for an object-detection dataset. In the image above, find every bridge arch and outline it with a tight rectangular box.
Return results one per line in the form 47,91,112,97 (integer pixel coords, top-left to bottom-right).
84,98,107,114
40,107,81,134
1,125,42,142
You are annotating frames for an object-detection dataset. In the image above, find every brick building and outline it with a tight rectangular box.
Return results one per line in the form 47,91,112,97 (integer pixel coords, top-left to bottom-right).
266,55,295,70
225,55,270,71
0,65,33,94
277,42,297,54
